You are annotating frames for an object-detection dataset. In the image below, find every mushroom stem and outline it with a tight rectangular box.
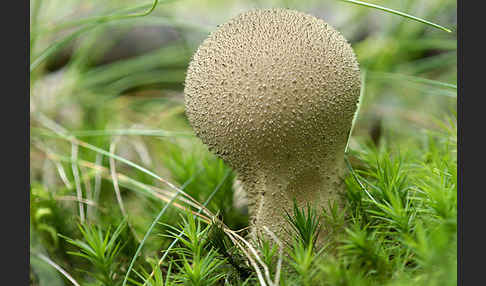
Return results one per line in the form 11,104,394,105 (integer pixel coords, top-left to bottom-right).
241,149,347,243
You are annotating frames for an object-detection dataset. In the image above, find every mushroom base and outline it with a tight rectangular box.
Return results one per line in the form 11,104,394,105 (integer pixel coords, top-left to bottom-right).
239,159,348,247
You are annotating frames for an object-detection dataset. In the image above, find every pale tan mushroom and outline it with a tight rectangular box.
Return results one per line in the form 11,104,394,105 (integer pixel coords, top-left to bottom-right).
184,8,361,242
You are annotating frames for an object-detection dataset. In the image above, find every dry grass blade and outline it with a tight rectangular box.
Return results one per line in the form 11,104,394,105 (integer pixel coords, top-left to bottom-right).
54,196,99,207
93,153,103,217
71,143,85,223
225,232,268,286
263,226,284,286
224,229,276,286
109,136,145,242
80,166,94,219
130,137,153,167
53,160,73,189
34,140,74,192
33,252,81,286
109,137,128,217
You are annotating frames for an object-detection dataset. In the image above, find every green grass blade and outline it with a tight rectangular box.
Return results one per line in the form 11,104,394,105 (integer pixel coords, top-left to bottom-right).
30,25,94,72
346,70,366,153
30,0,43,56
141,169,231,286
31,1,160,37
122,173,199,286
368,71,457,90
121,198,178,286
30,0,161,72
338,0,453,33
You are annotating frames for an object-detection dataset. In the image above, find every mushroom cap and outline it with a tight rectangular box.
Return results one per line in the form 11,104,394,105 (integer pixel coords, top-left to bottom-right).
184,8,360,173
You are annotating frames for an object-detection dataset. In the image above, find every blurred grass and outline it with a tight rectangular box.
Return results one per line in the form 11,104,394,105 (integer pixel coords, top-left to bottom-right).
30,0,456,285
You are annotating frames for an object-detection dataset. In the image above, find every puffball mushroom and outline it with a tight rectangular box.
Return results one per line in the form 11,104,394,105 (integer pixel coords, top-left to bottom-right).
184,8,361,242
